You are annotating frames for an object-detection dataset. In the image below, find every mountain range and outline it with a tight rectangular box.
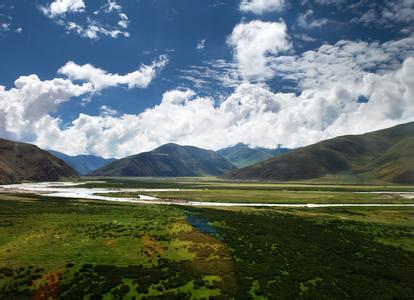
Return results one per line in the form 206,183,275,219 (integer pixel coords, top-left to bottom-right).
0,139,78,184
224,122,414,184
48,150,115,175
1,121,413,184
217,143,290,168
91,143,235,177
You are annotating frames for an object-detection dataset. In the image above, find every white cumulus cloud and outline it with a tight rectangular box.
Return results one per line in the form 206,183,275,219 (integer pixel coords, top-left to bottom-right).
58,55,168,91
240,0,285,14
0,57,167,141
227,20,291,81
40,0,85,18
0,75,92,139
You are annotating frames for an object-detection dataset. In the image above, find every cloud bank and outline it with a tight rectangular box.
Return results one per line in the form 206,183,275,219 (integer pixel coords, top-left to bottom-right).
15,55,414,158
2,32,414,158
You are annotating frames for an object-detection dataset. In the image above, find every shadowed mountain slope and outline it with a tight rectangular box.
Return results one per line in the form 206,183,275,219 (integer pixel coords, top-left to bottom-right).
92,143,235,177
0,139,79,184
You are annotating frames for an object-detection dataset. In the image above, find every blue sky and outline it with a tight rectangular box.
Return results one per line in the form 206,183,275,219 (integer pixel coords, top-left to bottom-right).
0,0,413,158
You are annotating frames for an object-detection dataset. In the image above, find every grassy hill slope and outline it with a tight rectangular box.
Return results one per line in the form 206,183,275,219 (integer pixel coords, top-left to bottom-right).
224,122,414,184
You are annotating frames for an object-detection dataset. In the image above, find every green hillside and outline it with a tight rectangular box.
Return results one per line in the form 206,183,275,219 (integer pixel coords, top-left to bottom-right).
217,143,289,168
224,122,414,184
92,143,235,177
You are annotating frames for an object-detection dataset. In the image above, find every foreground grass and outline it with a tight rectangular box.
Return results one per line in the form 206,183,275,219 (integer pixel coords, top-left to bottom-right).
0,190,413,299
0,194,231,299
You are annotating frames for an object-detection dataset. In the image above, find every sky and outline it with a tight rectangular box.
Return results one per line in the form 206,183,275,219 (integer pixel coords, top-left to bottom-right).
0,0,413,158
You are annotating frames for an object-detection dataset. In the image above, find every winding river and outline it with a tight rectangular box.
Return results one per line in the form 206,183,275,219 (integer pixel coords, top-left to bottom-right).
1,182,414,208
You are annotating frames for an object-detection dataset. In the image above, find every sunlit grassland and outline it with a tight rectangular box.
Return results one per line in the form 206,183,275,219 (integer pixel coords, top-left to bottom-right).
84,176,414,204
105,188,412,204
81,176,414,192
0,194,188,268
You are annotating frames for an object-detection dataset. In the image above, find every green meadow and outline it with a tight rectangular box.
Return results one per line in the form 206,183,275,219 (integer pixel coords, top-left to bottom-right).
87,176,414,204
0,178,414,299
102,188,413,204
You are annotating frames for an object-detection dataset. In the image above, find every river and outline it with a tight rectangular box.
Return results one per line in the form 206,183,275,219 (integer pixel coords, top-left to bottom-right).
1,182,414,208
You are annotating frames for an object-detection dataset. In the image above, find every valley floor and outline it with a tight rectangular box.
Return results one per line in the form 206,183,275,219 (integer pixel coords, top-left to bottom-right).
0,178,413,299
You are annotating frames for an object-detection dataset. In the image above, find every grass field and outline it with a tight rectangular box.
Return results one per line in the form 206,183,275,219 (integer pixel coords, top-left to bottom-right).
85,177,414,204
1,178,414,299
101,188,413,204
83,176,414,192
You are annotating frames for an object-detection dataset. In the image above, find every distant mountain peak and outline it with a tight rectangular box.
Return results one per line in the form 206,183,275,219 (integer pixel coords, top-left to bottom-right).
48,150,115,175
218,143,290,169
